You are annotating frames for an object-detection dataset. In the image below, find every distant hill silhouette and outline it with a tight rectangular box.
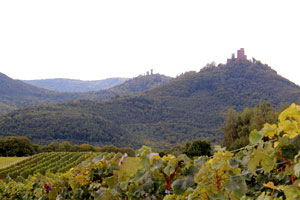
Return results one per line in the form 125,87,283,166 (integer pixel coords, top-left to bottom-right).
0,72,79,113
1,59,299,149
23,77,129,92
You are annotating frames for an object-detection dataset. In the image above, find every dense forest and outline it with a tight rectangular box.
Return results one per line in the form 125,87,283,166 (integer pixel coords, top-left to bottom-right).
89,73,173,101
1,59,300,149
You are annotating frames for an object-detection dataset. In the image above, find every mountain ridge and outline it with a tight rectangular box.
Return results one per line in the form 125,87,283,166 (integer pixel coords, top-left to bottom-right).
23,77,129,92
0,72,172,114
1,59,299,149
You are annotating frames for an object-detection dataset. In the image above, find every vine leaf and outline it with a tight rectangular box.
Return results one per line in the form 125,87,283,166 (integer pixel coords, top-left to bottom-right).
249,130,263,145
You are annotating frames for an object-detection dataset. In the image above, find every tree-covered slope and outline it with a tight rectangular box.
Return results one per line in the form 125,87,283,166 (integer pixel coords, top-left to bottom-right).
0,101,137,147
1,60,300,149
23,77,129,92
90,74,173,101
0,72,82,113
23,74,171,94
0,73,172,114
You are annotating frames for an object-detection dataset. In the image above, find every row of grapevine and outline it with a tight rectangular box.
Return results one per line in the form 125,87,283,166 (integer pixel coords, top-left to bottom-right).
0,104,300,199
0,152,94,179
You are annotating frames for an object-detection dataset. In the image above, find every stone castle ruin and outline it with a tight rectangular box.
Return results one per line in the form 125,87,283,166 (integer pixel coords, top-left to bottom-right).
227,48,247,64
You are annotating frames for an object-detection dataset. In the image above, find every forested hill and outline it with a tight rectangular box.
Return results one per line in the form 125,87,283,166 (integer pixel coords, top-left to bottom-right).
23,77,129,92
144,60,300,109
0,72,81,113
0,73,172,114
1,60,300,149
91,74,173,101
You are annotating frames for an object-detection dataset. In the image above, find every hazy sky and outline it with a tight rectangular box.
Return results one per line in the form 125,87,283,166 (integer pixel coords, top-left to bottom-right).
0,0,299,85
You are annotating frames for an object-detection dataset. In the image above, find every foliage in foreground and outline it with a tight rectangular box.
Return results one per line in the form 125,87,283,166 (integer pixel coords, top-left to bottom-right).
221,102,278,150
1,104,300,199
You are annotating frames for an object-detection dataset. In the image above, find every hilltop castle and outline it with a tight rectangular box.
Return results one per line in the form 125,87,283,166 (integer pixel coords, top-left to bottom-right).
146,69,154,76
227,48,247,64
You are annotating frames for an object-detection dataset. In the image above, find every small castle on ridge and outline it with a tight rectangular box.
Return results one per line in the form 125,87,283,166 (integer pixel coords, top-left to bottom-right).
227,48,247,64
146,69,153,76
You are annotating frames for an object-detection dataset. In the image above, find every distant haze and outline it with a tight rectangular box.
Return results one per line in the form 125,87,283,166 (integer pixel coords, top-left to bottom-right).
23,78,129,92
0,1,299,85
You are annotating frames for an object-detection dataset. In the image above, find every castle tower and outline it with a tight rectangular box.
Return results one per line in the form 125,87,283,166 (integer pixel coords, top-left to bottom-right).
227,53,235,64
237,48,247,60
227,48,247,64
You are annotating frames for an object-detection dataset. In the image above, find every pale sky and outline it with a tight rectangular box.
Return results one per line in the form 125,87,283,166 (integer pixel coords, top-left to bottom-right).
0,0,299,85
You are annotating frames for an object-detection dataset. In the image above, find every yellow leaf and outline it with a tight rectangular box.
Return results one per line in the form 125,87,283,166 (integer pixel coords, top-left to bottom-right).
150,154,160,165
162,154,175,162
264,181,277,190
262,123,277,138
279,104,300,122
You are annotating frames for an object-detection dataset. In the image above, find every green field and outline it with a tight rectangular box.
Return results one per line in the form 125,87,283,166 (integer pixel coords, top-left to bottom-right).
0,157,28,169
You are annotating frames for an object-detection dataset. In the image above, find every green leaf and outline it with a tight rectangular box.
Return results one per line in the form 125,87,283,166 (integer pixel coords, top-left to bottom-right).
136,146,152,157
294,162,300,177
280,180,300,200
209,192,227,200
248,157,260,175
150,158,162,172
142,179,154,192
257,192,272,200
194,156,207,167
249,130,263,145
261,156,275,173
163,161,176,176
229,158,239,168
172,176,194,195
226,176,247,199
94,188,114,200
141,157,150,169
120,182,128,191
104,176,116,188
183,166,198,176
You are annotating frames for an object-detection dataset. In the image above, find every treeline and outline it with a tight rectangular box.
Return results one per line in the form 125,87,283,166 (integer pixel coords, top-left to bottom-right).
0,136,135,157
221,102,292,150
160,139,212,157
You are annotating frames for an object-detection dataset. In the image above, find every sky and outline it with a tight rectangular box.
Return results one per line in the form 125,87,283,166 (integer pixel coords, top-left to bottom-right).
0,0,299,85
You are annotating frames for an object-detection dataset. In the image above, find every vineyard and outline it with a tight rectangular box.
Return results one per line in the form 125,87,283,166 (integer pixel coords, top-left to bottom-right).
0,157,28,169
0,152,93,180
0,104,300,199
